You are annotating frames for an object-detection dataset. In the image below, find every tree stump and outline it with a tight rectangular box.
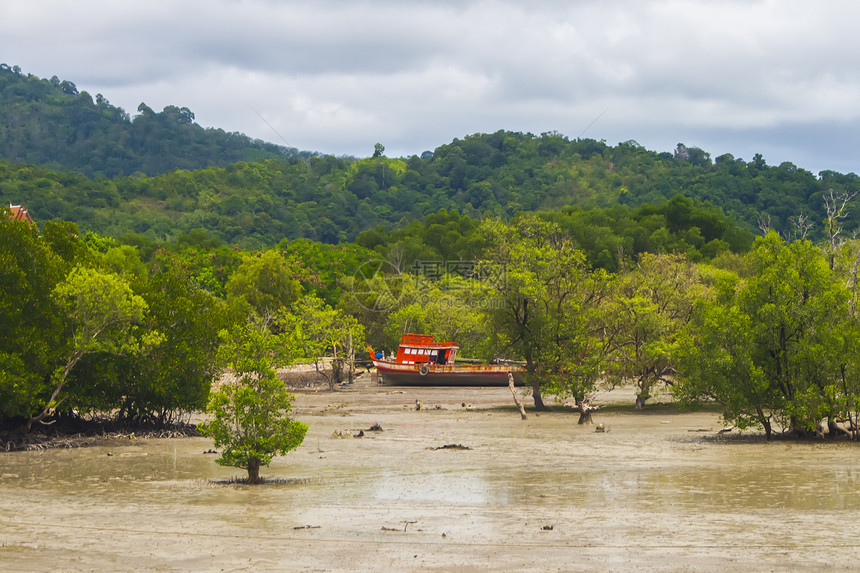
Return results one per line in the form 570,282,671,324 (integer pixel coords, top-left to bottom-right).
575,394,599,425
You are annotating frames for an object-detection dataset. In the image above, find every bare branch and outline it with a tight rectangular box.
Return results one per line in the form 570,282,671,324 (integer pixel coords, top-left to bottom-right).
789,211,813,241
823,188,858,270
778,212,813,243
824,188,858,250
757,212,772,235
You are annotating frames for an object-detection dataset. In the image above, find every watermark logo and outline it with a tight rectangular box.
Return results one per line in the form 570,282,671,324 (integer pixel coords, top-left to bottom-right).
350,259,507,312
410,260,507,291
350,259,407,312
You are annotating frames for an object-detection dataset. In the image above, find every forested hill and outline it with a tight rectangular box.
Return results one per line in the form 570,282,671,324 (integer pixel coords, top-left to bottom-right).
2,64,860,253
2,130,859,250
0,64,307,177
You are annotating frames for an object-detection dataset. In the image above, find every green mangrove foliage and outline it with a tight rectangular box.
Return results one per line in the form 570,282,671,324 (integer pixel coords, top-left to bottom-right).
478,215,608,410
0,213,225,430
6,195,860,440
201,321,307,483
278,294,365,390
674,233,860,439
601,253,706,409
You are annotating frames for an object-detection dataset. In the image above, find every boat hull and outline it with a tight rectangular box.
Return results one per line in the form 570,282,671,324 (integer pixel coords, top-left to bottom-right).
373,361,525,386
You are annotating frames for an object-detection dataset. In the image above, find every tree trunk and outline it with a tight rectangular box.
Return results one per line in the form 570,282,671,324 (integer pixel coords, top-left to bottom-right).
347,332,355,384
508,373,527,420
524,345,544,410
247,457,261,484
531,380,546,410
331,348,341,389
332,360,343,386
755,404,772,440
315,358,334,392
635,374,653,410
25,352,81,432
788,416,816,438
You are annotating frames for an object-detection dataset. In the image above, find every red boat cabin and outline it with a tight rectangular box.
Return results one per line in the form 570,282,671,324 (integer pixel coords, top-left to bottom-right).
394,333,458,366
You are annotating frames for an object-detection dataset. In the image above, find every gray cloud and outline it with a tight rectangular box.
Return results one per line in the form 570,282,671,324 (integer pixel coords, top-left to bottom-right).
2,0,860,173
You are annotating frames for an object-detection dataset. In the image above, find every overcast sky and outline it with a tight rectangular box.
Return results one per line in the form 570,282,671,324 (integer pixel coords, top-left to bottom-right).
3,0,860,175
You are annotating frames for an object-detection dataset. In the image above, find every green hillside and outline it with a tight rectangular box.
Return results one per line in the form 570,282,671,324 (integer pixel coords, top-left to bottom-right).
2,131,858,249
2,65,860,257
0,64,307,177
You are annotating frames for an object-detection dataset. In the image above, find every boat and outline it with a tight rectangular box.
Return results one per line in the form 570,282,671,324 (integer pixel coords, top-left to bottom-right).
368,333,525,386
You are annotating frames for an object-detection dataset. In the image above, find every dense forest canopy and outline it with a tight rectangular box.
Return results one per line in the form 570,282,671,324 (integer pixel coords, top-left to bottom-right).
2,64,860,253
0,130,857,254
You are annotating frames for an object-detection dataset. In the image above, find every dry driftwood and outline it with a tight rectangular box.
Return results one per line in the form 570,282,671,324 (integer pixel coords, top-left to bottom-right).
508,372,527,420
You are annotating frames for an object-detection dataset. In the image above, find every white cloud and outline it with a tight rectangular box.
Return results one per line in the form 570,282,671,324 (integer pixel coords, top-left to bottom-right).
3,0,860,172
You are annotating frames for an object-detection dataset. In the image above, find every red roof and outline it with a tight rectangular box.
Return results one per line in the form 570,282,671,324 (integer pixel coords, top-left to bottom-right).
395,333,459,365
8,204,34,225
399,333,458,349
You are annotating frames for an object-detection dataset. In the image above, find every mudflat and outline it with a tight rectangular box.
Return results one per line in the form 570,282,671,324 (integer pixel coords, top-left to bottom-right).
2,377,859,572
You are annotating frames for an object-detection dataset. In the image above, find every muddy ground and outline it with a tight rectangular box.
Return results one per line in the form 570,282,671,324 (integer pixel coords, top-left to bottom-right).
2,376,860,572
